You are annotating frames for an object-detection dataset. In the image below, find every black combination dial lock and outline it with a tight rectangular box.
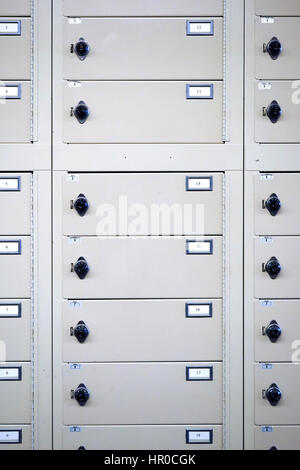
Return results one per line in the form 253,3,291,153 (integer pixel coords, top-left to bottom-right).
263,320,282,343
264,37,282,60
264,193,281,216
72,101,89,124
264,257,281,280
263,383,282,407
72,383,90,406
73,194,89,217
73,257,90,280
264,100,282,124
71,321,90,344
71,38,90,60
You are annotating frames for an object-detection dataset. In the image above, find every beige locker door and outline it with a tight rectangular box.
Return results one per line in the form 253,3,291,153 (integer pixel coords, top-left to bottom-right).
63,173,223,237
255,300,300,363
0,363,31,424
0,82,31,143
63,362,222,425
255,363,300,426
0,174,31,235
0,1,31,16
254,426,300,450
254,173,300,236
63,236,223,299
0,18,30,80
62,425,223,450
63,18,223,81
255,236,300,299
62,299,222,362
255,17,300,80
0,300,31,362
0,426,31,450
255,81,300,144
63,81,223,144
0,237,31,298
63,0,224,17
255,0,300,16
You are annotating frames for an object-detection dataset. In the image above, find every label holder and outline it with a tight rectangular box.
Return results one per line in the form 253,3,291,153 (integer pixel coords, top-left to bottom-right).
0,430,22,444
186,240,213,255
0,20,21,36
186,84,214,100
0,367,22,381
0,176,21,192
186,429,213,444
186,20,214,36
0,303,22,318
0,240,22,255
0,84,22,100
185,303,213,318
186,366,213,381
186,176,213,192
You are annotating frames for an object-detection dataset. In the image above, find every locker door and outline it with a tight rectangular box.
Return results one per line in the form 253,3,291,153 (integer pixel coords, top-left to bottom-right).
63,362,222,425
0,18,31,80
255,363,300,425
0,82,31,143
63,17,223,80
254,426,300,450
0,364,31,424
0,300,31,361
0,1,31,16
0,426,32,450
254,236,300,299
63,173,223,236
0,237,31,298
63,236,223,299
255,81,300,144
255,17,300,80
255,0,300,16
0,174,31,235
254,173,300,236
62,0,224,17
63,81,223,144
62,299,223,362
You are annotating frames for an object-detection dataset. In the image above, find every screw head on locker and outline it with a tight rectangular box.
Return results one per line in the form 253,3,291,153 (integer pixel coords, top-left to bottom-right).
264,193,281,216
73,101,89,124
73,383,90,406
73,194,89,217
73,257,90,280
264,37,282,60
264,257,281,280
264,383,282,407
74,37,90,60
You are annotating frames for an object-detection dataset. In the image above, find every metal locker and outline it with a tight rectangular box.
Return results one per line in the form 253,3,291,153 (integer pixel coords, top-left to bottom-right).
63,173,223,237
0,237,31,298
254,426,300,450
63,17,223,81
255,17,300,80
63,81,223,144
63,236,223,299
254,173,300,236
62,0,224,17
255,0,300,16
0,300,31,362
0,174,31,235
255,363,300,426
62,425,223,450
254,236,300,299
0,426,31,450
254,300,300,363
255,80,300,144
62,299,223,362
0,82,31,143
63,362,222,425
0,1,31,16
0,18,31,80
0,363,31,424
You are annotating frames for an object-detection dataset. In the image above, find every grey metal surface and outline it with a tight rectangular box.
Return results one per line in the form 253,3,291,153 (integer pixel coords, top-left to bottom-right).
0,173,31,235
255,0,300,16
0,300,31,361
0,363,31,424
0,18,30,80
254,426,300,450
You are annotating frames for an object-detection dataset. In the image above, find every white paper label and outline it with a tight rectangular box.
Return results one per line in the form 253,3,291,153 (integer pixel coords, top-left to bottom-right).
0,241,20,254
0,86,20,98
187,85,213,99
69,18,82,24
187,367,212,381
68,81,82,88
187,431,212,444
0,431,21,443
187,304,211,317
0,368,20,380
261,17,274,24
258,82,271,90
67,174,79,182
187,21,213,35
187,240,212,254
0,22,19,34
261,174,273,180
187,177,212,191
261,237,273,244
0,305,20,317
0,178,19,191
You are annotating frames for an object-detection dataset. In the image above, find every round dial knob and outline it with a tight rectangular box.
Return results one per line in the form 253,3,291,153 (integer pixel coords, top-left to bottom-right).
74,257,89,280
78,446,86,451
266,100,282,124
265,320,282,343
265,383,282,407
74,101,89,124
265,257,281,280
75,38,90,60
74,321,89,344
74,194,89,217
74,383,90,406
265,193,281,217
266,37,282,60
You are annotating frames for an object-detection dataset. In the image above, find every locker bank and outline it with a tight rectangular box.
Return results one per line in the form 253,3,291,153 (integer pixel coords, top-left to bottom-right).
0,0,299,451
